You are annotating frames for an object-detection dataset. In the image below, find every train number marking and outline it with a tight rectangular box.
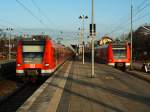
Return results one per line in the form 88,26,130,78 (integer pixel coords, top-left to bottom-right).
30,64,35,68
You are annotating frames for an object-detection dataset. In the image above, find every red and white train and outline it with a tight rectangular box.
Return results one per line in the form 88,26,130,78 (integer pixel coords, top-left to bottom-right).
95,42,130,70
16,35,73,79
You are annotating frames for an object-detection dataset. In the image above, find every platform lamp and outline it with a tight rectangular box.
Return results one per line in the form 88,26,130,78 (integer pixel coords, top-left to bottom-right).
6,27,13,60
79,14,88,64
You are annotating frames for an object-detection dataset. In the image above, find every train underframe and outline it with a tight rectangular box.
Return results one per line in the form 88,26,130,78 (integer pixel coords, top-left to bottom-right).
108,62,130,71
17,68,52,82
115,62,126,71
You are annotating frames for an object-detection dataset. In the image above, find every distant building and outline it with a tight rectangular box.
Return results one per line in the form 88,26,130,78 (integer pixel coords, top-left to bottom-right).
133,25,150,60
98,36,113,46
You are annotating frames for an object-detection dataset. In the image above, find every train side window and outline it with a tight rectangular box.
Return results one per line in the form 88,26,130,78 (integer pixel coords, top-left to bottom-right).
55,48,59,59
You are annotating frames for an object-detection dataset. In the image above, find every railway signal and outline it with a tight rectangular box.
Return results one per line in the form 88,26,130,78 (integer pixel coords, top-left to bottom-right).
90,23,96,36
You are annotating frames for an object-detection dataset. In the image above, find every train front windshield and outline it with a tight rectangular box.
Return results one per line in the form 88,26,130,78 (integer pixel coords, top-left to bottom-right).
22,40,45,64
23,52,43,64
113,48,126,59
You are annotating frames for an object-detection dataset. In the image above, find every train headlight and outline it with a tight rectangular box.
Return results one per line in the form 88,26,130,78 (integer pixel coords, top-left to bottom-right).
109,59,112,62
17,64,21,67
45,64,49,66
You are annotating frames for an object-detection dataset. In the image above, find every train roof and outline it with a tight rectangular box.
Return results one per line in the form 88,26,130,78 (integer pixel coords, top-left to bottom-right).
112,41,127,45
20,35,52,45
112,41,129,47
96,41,128,49
32,35,51,40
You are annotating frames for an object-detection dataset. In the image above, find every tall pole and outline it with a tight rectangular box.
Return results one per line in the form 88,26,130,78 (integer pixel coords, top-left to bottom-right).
130,0,133,70
91,0,95,77
9,32,11,60
79,28,82,55
79,15,88,64
82,17,85,64
7,28,13,60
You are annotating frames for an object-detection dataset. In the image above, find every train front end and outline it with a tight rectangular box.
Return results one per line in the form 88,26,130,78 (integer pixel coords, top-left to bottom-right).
16,36,55,79
108,42,130,70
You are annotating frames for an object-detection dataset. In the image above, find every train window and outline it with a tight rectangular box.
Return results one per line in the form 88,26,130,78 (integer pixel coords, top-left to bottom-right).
23,52,43,64
22,40,45,45
54,48,59,59
23,45,44,52
113,49,126,59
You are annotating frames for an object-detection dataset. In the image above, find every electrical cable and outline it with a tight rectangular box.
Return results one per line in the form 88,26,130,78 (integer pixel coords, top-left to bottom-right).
16,0,51,30
31,0,56,27
107,0,150,35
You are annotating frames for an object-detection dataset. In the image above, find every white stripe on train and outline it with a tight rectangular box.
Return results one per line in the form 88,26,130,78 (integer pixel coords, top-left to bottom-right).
16,69,55,74
16,70,24,73
108,63,130,66
41,69,54,74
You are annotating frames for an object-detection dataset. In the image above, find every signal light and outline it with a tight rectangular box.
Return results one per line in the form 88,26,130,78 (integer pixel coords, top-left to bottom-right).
90,24,96,36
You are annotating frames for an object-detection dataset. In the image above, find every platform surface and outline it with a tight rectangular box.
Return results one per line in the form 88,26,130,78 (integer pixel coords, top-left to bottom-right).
17,60,150,112
57,60,150,112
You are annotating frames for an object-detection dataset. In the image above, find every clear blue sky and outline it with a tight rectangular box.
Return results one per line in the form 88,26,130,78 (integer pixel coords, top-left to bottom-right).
0,0,150,44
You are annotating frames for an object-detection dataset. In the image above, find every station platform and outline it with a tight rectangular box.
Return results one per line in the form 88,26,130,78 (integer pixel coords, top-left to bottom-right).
133,62,143,70
17,59,150,112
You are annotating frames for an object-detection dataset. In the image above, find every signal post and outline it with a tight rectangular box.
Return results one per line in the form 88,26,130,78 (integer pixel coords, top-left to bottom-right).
90,0,96,78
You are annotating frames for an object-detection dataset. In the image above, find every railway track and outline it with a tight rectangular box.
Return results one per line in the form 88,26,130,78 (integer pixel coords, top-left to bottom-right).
0,81,44,112
94,62,150,83
0,59,69,112
0,67,47,112
111,66,150,83
125,70,150,83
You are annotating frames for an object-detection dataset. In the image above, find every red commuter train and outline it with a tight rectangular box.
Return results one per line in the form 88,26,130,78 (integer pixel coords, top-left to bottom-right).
16,35,73,80
95,42,130,70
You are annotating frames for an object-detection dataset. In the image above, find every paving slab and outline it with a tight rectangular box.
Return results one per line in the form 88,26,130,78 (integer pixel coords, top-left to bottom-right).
17,60,150,112
57,60,150,112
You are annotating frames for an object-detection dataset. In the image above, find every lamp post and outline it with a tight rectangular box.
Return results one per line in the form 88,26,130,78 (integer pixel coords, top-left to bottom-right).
76,31,83,56
91,0,95,77
6,27,13,60
78,28,82,55
79,14,88,64
130,0,133,70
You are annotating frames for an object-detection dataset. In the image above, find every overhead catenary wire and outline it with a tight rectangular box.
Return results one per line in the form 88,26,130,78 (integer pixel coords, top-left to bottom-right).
134,0,150,17
0,18,26,30
30,0,56,27
16,0,51,30
31,0,72,42
136,0,148,10
107,0,150,36
108,11,150,35
133,12,150,23
32,0,74,34
109,11,150,34
0,18,30,35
